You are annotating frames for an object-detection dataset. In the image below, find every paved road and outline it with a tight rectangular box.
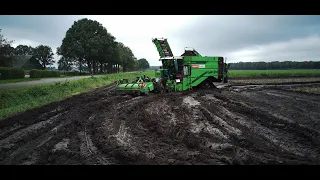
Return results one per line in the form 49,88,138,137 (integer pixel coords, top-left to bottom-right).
0,71,149,90
0,76,94,89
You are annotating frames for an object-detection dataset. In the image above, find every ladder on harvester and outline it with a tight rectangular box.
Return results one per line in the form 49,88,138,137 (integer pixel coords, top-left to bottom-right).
152,38,174,58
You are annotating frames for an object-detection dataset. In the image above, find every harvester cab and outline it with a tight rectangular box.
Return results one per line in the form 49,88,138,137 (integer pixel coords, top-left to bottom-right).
116,37,229,95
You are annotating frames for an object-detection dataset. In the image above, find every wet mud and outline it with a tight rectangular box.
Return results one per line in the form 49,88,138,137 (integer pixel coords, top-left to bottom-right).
0,82,320,165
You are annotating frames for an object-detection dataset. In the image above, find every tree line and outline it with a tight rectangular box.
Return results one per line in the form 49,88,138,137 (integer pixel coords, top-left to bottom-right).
0,29,55,69
229,61,320,70
0,18,151,74
57,18,149,74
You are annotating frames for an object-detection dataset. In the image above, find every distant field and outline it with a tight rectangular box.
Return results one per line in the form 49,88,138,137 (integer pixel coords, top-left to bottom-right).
229,69,320,79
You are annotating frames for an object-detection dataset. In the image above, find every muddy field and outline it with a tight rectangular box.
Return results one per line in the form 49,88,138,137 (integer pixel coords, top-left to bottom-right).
0,81,320,165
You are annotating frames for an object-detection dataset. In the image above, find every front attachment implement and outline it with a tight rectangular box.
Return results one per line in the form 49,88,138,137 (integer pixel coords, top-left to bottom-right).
116,75,155,95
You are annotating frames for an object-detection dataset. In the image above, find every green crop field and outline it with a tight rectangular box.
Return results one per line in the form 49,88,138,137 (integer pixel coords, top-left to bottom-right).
228,69,320,79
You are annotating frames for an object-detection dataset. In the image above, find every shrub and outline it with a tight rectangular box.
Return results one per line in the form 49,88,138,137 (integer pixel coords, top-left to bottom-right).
0,67,25,80
29,69,60,78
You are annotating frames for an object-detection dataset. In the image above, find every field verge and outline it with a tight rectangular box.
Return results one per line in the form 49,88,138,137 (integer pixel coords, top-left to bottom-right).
0,71,151,120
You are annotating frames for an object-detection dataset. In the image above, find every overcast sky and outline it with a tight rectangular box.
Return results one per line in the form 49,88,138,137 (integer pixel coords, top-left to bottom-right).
1,15,320,67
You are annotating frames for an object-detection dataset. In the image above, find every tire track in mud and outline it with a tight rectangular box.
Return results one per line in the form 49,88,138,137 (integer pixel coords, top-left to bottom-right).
75,93,150,165
91,93,214,164
231,88,320,116
180,93,285,164
227,86,320,132
91,92,242,165
44,85,133,165
91,94,169,164
179,94,240,164
156,89,320,164
0,84,123,164
227,85,320,133
198,90,320,163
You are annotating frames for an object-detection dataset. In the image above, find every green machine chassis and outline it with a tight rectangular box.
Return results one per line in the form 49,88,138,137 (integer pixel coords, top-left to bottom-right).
116,38,229,94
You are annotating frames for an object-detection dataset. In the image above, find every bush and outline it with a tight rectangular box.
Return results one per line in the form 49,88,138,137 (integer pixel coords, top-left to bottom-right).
30,69,60,78
64,71,89,76
0,67,25,80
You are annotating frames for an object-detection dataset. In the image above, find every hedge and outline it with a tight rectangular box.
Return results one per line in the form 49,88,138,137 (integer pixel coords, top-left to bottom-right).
0,67,25,80
30,69,60,78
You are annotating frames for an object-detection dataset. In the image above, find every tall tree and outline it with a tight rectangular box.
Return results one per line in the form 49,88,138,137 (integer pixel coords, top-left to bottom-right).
14,45,34,56
59,18,118,74
117,42,136,72
0,29,15,56
137,58,150,70
33,45,55,69
58,56,74,71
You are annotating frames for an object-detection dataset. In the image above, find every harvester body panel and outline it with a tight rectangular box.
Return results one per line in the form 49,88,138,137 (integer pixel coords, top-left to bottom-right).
158,55,227,92
183,56,226,88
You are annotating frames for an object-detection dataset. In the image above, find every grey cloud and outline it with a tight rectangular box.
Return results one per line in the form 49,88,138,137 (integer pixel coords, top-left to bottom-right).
172,15,320,56
227,35,320,62
2,15,320,65
0,15,84,49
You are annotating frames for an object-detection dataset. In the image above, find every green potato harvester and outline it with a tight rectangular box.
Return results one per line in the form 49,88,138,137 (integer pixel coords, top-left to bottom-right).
116,38,229,94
